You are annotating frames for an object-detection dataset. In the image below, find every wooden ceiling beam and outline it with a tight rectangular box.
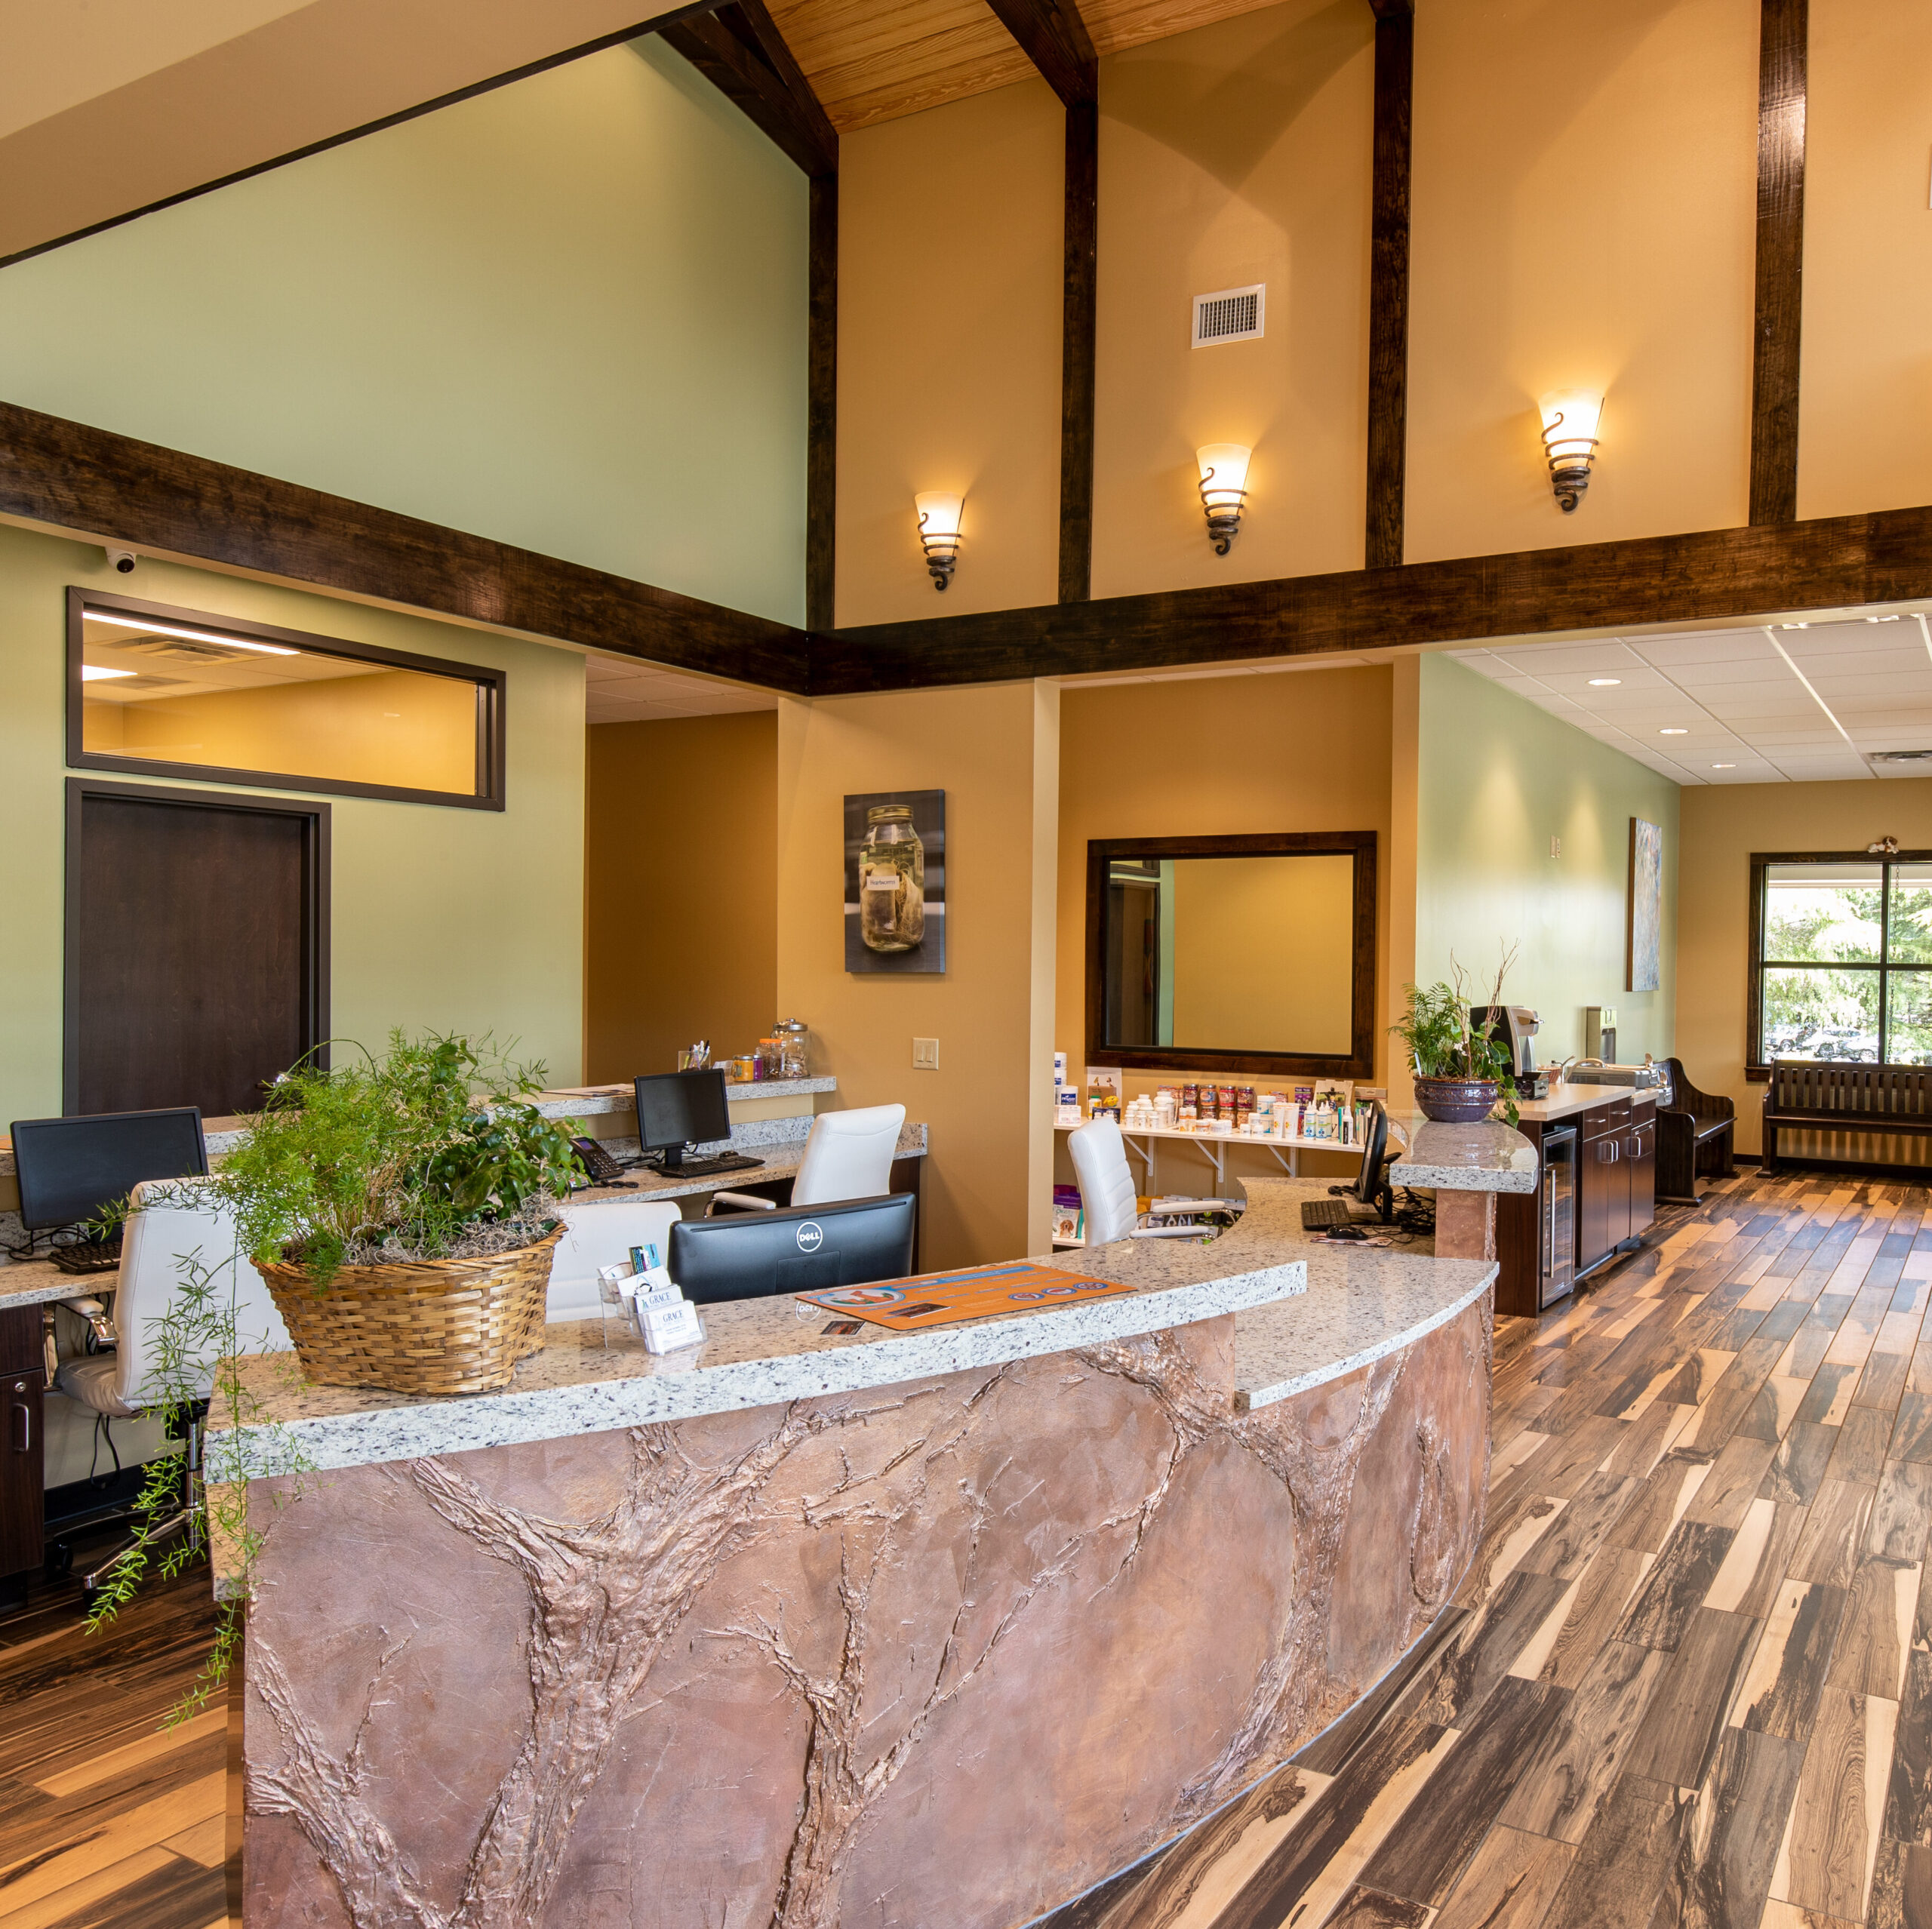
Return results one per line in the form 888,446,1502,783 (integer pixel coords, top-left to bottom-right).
1750,0,1807,526
984,0,1099,109
658,1,836,177
1367,0,1414,17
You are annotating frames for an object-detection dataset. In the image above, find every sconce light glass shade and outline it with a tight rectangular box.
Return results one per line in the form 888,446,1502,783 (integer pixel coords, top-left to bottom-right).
1537,389,1603,512
1196,443,1251,555
914,491,964,591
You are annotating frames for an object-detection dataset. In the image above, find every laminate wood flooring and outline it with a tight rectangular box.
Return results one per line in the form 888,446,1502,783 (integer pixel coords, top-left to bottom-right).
1041,1172,1932,1929
0,1553,227,1928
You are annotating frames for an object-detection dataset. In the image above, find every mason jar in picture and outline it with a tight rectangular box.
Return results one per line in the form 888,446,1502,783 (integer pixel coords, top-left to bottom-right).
859,805,926,952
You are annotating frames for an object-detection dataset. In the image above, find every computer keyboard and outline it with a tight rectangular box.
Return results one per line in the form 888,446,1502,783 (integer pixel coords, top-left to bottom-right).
1300,1198,1355,1231
659,1152,764,1177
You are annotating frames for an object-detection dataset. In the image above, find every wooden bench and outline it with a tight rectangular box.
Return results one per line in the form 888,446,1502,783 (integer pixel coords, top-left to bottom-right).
1657,1058,1736,1203
1761,1063,1932,1174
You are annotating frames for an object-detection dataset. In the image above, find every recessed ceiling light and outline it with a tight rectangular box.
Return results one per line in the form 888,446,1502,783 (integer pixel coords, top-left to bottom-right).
1588,677,1621,686
1660,728,1688,735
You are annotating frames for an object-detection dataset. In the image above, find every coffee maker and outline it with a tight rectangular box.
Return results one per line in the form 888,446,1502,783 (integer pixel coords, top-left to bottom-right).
1469,1005,1546,1094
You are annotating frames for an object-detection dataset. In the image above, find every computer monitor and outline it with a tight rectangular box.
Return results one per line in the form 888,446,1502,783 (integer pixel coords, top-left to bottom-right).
634,1069,734,1171
11,1107,208,1233
1351,1101,1394,1222
668,1193,917,1305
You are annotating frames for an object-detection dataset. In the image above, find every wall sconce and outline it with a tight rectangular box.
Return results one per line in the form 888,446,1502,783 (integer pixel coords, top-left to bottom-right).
1195,444,1251,554
1537,390,1603,512
914,492,964,591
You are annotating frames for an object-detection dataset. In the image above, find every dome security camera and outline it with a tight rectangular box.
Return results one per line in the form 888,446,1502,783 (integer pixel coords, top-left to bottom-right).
105,546,136,574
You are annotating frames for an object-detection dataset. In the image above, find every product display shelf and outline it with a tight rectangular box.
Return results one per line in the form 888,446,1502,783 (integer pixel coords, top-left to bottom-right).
1051,1112,1407,1187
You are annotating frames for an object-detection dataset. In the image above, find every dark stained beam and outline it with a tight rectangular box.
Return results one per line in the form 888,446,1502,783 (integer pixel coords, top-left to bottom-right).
1058,101,1098,603
808,174,838,629
984,0,1099,108
1364,3,1412,570
657,1,836,177
0,400,810,691
1750,0,1807,526
809,505,1932,692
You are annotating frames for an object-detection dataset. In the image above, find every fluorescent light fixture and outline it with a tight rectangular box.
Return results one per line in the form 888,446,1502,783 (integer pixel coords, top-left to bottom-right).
1587,677,1622,686
1660,728,1688,735
1712,762,1736,768
1537,389,1603,512
1195,444,1252,554
1781,622,1808,629
79,664,134,681
912,492,964,592
82,611,297,655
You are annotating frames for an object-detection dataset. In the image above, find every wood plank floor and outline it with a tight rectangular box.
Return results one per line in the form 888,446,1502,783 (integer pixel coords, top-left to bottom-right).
0,1549,226,1928
1043,1171,1932,1929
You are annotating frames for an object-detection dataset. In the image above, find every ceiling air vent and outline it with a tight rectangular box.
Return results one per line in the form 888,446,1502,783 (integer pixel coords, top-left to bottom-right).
126,636,248,662
1192,283,1266,348
1869,750,1932,765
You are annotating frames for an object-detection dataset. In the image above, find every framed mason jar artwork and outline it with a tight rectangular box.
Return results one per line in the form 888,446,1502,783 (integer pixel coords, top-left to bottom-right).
844,789,946,973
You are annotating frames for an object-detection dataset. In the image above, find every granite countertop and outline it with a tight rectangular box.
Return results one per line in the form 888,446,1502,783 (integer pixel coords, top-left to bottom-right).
1389,1116,1539,1193
1512,1086,1659,1124
0,1260,111,1313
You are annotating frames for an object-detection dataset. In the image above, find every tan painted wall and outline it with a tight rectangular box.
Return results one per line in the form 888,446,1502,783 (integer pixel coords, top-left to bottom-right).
1678,777,1932,1154
777,683,1060,1269
835,81,1064,626
1091,0,1374,595
1056,664,1393,1189
584,712,778,1084
1404,0,1758,562
1169,854,1355,1053
1796,0,1932,521
82,667,478,793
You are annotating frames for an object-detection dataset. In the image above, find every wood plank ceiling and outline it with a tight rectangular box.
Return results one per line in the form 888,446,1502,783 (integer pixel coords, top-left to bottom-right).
763,0,1294,130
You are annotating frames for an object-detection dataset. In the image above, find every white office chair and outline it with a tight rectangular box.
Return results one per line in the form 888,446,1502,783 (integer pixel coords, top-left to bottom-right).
1066,1119,1241,1246
51,1178,291,1590
548,1199,685,1319
707,1104,906,1215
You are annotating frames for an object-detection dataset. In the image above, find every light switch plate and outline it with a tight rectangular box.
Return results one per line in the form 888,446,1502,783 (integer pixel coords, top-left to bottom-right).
912,1037,940,1069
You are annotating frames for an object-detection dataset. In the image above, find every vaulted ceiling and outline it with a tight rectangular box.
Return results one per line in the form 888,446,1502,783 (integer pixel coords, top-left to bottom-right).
0,0,1294,266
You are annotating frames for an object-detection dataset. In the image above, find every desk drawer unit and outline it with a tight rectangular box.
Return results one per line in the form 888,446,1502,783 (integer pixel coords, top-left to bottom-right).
1,1307,45,1585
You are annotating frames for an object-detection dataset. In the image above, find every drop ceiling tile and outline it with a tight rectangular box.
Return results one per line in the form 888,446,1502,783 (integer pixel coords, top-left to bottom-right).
1663,657,1803,686
1629,630,1780,665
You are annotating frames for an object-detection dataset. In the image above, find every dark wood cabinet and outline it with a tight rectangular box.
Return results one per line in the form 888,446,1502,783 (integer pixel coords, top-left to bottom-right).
1628,1114,1657,1241
1500,1097,1658,1312
0,1307,45,1588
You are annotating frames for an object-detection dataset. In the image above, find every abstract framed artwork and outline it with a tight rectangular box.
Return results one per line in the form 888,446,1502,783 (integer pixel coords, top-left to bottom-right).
844,789,946,973
1628,817,1663,992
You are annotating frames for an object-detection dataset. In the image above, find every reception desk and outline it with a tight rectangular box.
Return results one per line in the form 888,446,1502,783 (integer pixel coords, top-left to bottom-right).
215,1171,1512,1929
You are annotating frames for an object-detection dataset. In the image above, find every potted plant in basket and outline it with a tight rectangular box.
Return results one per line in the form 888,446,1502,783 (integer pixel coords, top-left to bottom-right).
217,1030,586,1395
1392,952,1521,1126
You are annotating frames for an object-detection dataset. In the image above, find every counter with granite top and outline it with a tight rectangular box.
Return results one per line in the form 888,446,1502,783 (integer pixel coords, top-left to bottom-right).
229,1165,1496,1929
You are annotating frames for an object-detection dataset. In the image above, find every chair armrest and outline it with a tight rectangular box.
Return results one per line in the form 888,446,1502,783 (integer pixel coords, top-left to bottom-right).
59,1297,117,1346
706,1192,779,1217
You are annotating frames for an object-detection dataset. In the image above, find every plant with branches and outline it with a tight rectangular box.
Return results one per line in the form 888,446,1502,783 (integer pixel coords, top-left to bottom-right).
1390,945,1521,1124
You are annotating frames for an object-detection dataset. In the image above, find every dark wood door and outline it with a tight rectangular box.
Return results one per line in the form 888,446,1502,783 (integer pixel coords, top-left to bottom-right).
0,1369,43,1581
69,785,327,1118
1628,1116,1657,1238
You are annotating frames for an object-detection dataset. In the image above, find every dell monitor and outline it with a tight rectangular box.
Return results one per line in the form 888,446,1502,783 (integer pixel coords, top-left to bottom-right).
1351,1100,1394,1223
668,1193,918,1304
11,1107,209,1233
634,1069,734,1171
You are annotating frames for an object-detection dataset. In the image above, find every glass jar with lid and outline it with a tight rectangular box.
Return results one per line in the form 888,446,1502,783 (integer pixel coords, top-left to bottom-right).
772,1018,811,1080
858,805,926,953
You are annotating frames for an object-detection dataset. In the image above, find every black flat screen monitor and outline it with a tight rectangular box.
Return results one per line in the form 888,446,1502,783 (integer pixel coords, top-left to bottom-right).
1351,1100,1393,1221
634,1069,733,1171
11,1107,208,1232
669,1193,917,1304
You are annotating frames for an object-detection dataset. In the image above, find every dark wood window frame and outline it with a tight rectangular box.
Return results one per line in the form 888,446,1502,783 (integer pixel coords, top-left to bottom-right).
66,586,507,811
1745,846,1932,1079
1085,830,1378,1079
63,777,332,1114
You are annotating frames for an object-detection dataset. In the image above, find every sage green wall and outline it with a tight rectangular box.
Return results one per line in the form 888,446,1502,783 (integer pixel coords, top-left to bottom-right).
0,40,808,625
1416,652,1679,1066
0,521,587,1127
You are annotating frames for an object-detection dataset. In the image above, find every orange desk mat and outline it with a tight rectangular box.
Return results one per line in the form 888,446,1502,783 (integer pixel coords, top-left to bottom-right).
796,1262,1134,1331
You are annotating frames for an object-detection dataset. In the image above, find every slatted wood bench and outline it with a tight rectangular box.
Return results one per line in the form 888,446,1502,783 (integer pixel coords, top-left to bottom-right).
1761,1063,1932,1174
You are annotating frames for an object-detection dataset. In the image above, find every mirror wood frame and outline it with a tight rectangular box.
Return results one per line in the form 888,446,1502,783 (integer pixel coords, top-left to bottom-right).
1084,830,1378,1079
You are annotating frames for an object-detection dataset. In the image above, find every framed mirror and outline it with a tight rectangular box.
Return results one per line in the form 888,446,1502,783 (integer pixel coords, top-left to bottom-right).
1085,831,1377,1077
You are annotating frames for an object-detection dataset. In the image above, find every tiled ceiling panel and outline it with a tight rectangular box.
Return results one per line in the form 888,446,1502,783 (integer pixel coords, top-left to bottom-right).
583,653,779,726
1448,610,1932,785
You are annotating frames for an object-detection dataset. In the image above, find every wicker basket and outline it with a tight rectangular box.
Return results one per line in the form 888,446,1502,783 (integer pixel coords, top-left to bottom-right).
260,1223,564,1395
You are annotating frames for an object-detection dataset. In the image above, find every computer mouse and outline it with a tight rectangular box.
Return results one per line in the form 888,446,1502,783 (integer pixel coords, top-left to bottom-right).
1323,1225,1370,1241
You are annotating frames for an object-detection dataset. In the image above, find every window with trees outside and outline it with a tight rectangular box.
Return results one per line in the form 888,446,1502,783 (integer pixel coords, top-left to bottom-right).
1749,853,1932,1070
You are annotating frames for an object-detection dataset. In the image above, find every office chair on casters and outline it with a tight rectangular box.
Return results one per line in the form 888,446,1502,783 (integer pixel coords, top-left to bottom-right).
49,1179,291,1595
1067,1119,1242,1245
706,1104,907,1216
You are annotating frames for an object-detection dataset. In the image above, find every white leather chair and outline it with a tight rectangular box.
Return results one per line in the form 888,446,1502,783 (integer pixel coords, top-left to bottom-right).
51,1177,292,1590
548,1199,685,1320
1066,1119,1240,1245
707,1104,906,1215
